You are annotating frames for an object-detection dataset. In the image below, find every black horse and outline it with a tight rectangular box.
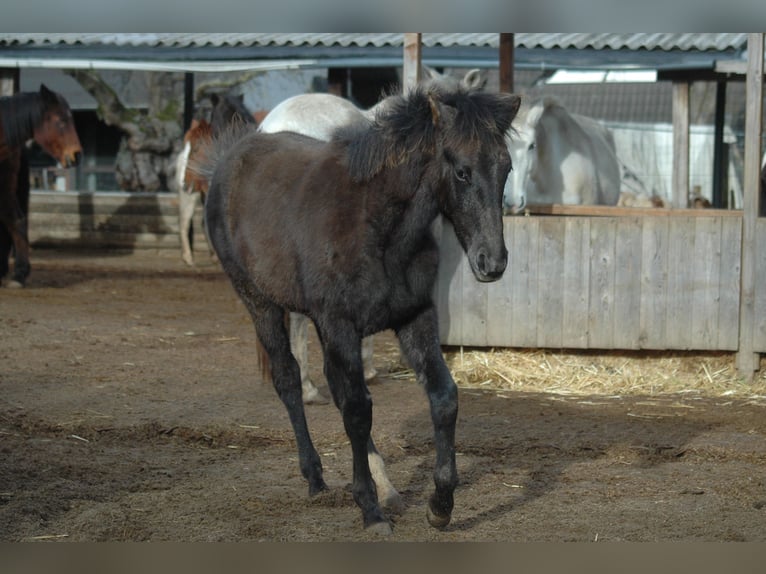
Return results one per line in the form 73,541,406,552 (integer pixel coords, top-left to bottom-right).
0,84,82,287
195,85,520,534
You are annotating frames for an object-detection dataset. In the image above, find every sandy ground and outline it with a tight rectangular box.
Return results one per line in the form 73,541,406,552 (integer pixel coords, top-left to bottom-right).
1,248,765,541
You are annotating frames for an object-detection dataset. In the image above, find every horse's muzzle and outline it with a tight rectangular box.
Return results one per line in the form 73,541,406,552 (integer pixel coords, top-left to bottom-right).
62,151,82,168
473,245,508,282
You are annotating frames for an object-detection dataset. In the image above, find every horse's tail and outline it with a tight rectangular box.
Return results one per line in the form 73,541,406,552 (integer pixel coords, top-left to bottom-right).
253,310,291,386
255,337,272,385
187,118,255,186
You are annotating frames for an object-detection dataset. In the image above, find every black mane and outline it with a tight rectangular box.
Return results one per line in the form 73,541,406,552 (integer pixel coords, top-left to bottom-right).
336,86,517,183
0,92,46,147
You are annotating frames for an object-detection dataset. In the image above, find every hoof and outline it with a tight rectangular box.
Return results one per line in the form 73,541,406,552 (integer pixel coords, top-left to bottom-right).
5,279,24,289
308,480,329,497
182,255,194,266
365,521,393,536
426,502,451,529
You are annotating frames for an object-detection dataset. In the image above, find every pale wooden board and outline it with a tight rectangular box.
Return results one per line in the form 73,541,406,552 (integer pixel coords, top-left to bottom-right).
561,217,590,348
612,217,643,349
587,218,616,348
691,217,722,349
664,216,696,349
509,217,539,347
535,218,565,348
639,217,669,348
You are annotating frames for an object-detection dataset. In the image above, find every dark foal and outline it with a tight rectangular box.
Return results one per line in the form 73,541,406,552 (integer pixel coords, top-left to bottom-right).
196,85,520,534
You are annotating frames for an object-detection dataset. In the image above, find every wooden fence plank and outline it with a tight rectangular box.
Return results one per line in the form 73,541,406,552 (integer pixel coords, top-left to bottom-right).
717,216,741,351
665,217,696,349
536,218,565,348
639,217,669,348
612,217,643,349
587,218,616,348
752,220,766,351
691,217,722,348
561,217,590,348
486,218,515,346
509,217,539,347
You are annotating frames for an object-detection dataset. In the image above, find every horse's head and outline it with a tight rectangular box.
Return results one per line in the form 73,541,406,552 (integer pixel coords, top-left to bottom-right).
432,89,521,282
210,92,257,137
33,85,82,168
503,101,545,215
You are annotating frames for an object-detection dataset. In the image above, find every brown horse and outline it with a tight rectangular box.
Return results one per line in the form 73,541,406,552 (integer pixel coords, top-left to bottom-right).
176,117,213,265
0,84,82,287
195,85,520,534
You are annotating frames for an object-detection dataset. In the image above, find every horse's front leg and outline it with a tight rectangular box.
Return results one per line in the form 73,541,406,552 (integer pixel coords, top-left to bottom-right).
316,320,391,534
396,305,458,528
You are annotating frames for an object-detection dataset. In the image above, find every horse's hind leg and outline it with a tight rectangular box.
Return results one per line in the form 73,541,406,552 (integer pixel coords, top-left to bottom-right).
396,306,458,528
289,312,328,405
241,295,327,496
178,188,196,266
316,320,390,533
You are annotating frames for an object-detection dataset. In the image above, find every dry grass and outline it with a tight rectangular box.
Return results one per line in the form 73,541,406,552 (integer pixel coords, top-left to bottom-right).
377,341,766,400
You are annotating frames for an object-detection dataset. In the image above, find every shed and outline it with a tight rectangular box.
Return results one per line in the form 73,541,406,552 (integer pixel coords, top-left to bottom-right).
1,33,764,378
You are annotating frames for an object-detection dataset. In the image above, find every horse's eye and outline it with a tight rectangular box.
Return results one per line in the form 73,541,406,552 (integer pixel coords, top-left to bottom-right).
528,142,536,151
455,167,471,183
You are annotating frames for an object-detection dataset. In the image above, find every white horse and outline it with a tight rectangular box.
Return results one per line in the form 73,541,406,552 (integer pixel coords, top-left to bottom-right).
503,97,621,212
259,67,487,405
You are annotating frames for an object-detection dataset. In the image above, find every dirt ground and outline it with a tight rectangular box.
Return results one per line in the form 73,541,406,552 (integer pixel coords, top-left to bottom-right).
2,247,766,542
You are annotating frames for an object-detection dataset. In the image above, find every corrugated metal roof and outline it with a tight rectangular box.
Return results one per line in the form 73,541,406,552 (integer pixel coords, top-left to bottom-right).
0,33,751,53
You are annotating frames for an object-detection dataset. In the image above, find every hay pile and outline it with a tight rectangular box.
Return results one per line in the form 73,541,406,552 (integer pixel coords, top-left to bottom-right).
378,342,766,399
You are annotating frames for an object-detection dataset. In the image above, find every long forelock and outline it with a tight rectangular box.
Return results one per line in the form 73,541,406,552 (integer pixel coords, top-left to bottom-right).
0,92,46,146
445,90,515,149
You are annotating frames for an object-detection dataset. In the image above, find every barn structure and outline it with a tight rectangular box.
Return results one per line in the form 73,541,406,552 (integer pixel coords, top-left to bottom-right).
1,33,764,378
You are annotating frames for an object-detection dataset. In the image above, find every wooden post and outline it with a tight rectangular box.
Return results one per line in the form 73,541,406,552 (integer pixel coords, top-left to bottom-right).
0,67,19,96
183,72,194,132
403,33,422,92
736,33,764,379
672,81,690,208
712,80,728,208
499,33,514,93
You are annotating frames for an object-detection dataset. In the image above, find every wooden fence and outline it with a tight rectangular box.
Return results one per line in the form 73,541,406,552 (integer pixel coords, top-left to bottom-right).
434,207,766,354
27,190,766,355
29,190,206,252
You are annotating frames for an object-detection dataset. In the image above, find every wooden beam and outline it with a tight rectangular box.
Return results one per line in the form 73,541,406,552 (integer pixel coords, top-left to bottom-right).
672,81,690,208
183,72,194,132
712,80,728,208
499,33,514,93
736,33,764,378
402,33,422,92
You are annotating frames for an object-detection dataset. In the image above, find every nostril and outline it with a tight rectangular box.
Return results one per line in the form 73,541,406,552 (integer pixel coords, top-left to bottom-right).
477,251,488,275
73,151,82,166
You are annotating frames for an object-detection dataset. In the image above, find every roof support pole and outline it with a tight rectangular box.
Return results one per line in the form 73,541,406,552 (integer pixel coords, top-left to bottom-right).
183,72,194,132
672,80,690,208
499,33,514,93
712,80,728,208
402,33,422,91
736,32,764,379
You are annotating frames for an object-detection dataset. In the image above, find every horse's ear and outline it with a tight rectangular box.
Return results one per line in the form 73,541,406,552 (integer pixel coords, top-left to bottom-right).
526,99,545,127
210,93,220,106
461,69,486,91
39,84,57,101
